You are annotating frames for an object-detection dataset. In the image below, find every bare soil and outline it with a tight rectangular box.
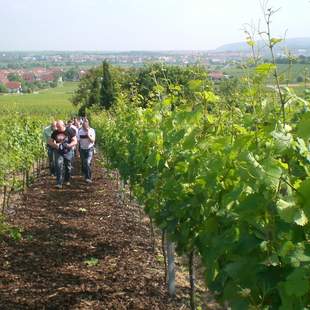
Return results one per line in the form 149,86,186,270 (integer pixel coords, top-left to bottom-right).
0,158,192,310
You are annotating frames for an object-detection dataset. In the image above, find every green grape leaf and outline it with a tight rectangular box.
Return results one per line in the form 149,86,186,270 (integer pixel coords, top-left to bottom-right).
297,112,310,141
284,268,309,297
276,199,308,226
187,79,203,92
276,199,296,223
270,38,283,46
255,63,276,75
279,241,295,257
202,91,219,103
262,159,282,187
246,38,256,47
294,209,308,226
299,178,310,216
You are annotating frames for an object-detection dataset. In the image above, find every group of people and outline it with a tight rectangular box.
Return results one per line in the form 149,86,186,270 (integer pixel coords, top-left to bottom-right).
43,117,96,189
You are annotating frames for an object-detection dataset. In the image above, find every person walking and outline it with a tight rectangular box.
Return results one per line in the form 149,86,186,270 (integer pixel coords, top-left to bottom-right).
43,121,57,176
48,120,77,189
66,119,80,175
66,119,79,137
73,116,81,129
78,119,95,183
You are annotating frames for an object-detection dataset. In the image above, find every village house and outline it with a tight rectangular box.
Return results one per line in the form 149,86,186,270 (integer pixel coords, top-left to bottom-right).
209,71,225,81
41,73,55,82
0,71,8,84
5,81,22,93
22,72,36,83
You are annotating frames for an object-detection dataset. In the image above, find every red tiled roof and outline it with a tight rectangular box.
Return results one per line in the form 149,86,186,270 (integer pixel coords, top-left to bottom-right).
209,71,224,79
32,67,46,73
50,68,63,73
22,73,35,81
41,74,55,82
5,81,21,89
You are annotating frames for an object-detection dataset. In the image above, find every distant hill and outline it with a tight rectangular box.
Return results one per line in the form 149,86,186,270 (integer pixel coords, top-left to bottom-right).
216,37,310,55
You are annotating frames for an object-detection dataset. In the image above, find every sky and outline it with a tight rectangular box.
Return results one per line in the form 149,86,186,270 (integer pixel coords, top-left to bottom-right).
0,0,309,51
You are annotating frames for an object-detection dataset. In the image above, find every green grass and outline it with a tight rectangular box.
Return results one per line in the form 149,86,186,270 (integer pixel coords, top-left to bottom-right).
277,64,310,83
222,64,310,99
224,64,310,84
0,82,78,118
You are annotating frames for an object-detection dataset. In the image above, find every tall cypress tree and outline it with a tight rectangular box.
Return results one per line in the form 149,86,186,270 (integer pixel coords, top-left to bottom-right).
88,77,100,107
100,60,115,110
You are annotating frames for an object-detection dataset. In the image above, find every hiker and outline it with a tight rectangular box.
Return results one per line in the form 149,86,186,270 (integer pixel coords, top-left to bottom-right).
66,119,79,158
48,120,77,189
78,119,96,183
73,116,81,129
43,121,57,176
66,119,79,136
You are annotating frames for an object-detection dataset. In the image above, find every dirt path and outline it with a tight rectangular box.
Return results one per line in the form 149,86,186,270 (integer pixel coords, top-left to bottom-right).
0,158,189,309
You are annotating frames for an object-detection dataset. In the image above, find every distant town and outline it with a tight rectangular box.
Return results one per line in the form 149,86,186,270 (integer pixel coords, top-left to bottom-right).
0,49,251,68
0,50,246,93
1,37,310,93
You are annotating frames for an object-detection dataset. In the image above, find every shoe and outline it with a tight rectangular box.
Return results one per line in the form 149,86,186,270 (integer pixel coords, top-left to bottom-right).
85,179,92,184
55,184,62,189
65,181,70,186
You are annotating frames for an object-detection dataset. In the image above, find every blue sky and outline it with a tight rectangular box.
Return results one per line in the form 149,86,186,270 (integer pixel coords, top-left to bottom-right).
0,0,309,51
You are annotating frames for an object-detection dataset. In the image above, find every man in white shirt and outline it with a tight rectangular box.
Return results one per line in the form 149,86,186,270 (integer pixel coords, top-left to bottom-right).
78,119,95,183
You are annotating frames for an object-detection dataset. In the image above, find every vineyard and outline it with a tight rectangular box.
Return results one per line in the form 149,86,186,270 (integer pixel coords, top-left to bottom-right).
90,61,310,309
0,115,46,234
0,82,78,236
1,0,310,308
1,55,310,309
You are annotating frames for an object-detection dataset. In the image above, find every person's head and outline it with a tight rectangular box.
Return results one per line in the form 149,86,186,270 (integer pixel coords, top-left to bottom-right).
73,117,80,127
66,120,73,128
82,119,90,130
56,120,66,132
51,121,57,130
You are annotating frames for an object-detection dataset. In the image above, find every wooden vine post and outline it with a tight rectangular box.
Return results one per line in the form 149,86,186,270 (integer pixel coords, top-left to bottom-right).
167,238,176,297
189,250,196,310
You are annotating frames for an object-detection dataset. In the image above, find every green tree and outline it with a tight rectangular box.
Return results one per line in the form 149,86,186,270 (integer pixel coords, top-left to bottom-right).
71,67,101,114
7,73,22,82
0,83,8,93
296,75,304,83
88,77,100,107
64,67,80,81
99,60,115,110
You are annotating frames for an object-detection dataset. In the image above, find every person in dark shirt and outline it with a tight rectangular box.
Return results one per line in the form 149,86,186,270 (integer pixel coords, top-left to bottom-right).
48,120,77,189
43,120,57,176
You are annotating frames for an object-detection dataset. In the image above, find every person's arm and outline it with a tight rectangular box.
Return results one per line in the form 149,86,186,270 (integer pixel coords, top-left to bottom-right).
66,135,78,149
48,138,60,149
48,133,59,149
43,128,48,144
87,129,95,143
48,130,66,150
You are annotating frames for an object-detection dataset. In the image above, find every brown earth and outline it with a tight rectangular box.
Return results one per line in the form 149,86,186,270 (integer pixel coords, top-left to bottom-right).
0,158,193,310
